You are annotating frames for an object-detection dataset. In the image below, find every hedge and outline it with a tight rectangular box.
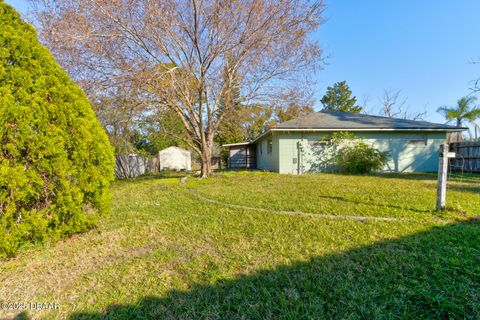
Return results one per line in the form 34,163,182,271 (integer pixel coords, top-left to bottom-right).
0,3,114,257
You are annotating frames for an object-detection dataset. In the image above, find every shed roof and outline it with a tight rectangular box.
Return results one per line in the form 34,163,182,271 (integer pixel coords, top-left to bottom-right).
159,146,190,154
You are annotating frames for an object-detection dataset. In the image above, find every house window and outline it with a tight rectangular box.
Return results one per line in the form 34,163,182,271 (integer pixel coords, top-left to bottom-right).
267,139,273,154
308,140,328,147
405,134,427,146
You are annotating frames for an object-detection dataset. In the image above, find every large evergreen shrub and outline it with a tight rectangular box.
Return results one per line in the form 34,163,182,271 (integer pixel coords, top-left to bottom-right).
0,3,114,257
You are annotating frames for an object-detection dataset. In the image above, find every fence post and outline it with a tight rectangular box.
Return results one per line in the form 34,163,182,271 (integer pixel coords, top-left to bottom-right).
436,144,455,210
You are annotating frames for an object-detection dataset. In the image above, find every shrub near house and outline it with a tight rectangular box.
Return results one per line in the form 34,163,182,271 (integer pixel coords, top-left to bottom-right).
329,133,388,173
0,4,114,257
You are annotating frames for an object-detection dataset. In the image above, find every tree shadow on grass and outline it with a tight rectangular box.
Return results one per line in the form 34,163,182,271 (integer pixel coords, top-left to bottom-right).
13,312,29,320
369,172,480,184
69,219,480,320
311,193,433,214
369,172,438,180
447,184,480,195
341,172,480,197
113,171,194,186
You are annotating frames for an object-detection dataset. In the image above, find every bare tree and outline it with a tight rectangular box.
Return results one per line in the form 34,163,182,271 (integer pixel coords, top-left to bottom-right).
30,0,324,177
379,89,427,120
93,88,146,139
469,56,480,93
272,82,316,122
359,94,371,114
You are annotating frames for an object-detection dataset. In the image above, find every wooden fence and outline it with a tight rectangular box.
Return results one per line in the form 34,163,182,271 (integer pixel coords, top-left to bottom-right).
115,153,223,178
115,155,159,179
449,142,480,173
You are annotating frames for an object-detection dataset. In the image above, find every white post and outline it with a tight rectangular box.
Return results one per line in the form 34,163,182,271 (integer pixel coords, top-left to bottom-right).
436,144,449,210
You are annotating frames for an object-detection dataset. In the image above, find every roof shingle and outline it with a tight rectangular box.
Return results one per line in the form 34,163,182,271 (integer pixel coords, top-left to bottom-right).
273,110,466,131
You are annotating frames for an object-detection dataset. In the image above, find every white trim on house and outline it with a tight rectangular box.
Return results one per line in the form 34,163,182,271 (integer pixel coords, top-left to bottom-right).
248,127,465,144
251,131,271,143
222,142,252,147
270,128,466,132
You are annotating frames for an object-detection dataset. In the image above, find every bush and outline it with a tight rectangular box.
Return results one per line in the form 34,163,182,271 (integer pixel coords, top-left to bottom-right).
0,4,114,257
335,141,388,174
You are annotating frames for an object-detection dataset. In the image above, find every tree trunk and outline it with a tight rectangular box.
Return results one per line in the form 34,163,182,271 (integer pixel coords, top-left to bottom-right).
200,144,212,178
456,118,463,142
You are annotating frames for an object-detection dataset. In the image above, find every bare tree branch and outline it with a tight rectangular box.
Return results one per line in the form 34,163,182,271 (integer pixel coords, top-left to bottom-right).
379,89,427,120
30,0,325,176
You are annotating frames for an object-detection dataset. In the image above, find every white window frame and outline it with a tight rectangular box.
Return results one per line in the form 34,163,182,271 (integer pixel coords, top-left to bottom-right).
267,139,273,154
405,134,427,146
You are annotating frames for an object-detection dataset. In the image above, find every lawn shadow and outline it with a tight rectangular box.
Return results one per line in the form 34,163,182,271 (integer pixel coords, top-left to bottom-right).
446,172,480,184
113,171,194,184
13,312,29,320
447,184,480,194
369,172,438,181
369,172,480,184
303,171,438,182
356,172,480,196
69,219,480,320
312,193,433,214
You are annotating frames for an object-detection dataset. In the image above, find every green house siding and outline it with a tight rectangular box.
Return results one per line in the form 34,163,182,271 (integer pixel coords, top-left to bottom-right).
278,132,304,174
272,131,447,174
256,133,279,172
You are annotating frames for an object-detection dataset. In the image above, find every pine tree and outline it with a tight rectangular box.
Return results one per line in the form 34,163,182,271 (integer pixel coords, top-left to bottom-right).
320,81,363,113
0,3,114,257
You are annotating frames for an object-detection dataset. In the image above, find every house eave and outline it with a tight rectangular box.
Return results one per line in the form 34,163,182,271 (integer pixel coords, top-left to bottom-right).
240,126,467,146
251,130,272,143
222,142,252,147
270,127,467,132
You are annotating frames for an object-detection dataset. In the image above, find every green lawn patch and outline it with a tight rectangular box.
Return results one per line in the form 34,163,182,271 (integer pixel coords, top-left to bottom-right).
0,172,478,319
189,171,480,220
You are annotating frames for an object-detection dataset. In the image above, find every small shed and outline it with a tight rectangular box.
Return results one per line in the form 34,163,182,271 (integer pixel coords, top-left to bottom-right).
159,146,191,171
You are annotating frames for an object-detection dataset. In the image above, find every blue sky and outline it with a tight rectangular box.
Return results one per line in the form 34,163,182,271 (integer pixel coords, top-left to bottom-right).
314,0,480,123
6,0,480,124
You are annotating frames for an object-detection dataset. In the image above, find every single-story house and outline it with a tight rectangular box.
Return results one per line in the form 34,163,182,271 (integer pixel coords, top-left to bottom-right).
223,110,466,174
159,146,192,171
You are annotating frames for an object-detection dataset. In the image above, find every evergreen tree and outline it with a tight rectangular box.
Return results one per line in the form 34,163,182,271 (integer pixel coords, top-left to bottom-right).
0,3,114,257
320,81,362,113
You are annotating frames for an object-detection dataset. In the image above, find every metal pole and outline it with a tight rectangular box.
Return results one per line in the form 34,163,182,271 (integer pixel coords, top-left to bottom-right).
436,144,449,210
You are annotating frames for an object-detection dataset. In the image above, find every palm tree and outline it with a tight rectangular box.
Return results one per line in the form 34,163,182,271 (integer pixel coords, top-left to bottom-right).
437,96,480,141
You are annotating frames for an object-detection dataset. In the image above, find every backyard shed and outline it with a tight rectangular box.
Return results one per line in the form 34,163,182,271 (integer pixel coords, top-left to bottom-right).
159,146,191,171
224,110,467,174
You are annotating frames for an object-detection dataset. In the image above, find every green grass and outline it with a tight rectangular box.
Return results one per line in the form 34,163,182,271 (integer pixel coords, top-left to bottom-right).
189,171,480,220
0,172,479,319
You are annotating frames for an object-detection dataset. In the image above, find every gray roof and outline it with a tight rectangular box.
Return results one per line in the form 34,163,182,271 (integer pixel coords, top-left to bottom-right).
224,110,467,147
273,110,466,131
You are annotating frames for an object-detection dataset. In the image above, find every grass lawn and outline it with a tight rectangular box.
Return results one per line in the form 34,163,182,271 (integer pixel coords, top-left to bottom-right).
0,171,479,319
